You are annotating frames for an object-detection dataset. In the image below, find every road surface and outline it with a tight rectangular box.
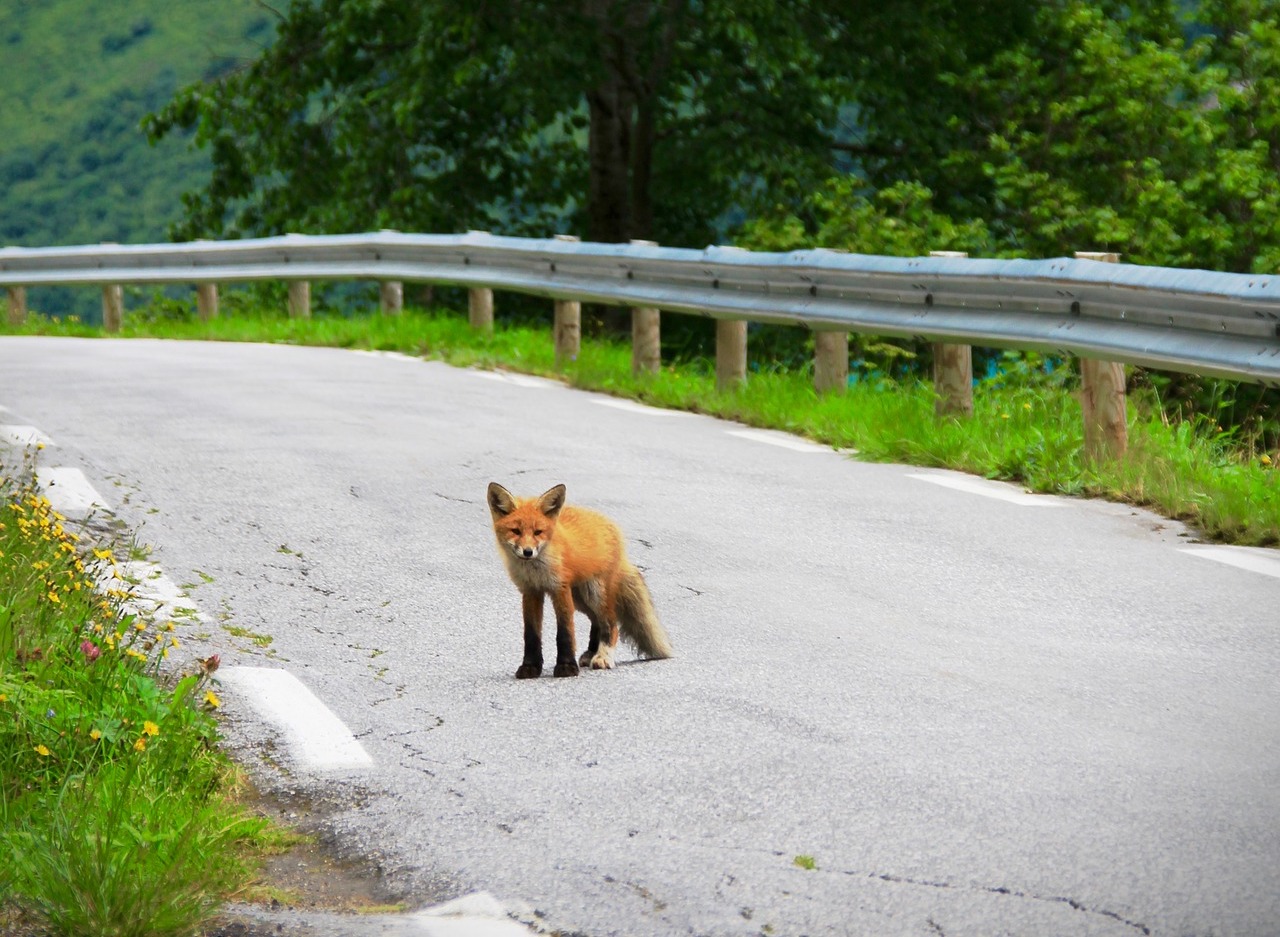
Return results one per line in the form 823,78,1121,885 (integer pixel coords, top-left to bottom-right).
2,335,1278,937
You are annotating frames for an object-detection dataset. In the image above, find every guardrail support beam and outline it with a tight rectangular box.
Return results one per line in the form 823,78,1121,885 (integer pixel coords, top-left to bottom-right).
196,283,218,322
379,281,403,316
288,281,311,319
469,287,494,332
814,329,849,395
716,319,747,391
1076,252,1127,460
6,286,26,326
632,307,661,376
102,285,123,333
554,299,581,369
930,251,973,416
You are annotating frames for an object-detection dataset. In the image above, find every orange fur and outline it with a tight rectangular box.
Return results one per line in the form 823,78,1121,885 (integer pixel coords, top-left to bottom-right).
487,482,672,679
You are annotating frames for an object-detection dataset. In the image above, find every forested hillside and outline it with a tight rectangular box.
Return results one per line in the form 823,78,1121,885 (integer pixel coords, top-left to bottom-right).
0,0,270,250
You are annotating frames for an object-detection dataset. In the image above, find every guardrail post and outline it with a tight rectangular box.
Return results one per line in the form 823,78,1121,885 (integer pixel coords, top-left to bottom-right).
196,283,218,322
813,330,849,395
930,251,973,416
716,319,748,391
6,286,26,326
469,287,494,332
379,281,403,316
554,300,581,368
632,307,661,375
102,285,123,333
288,281,311,319
552,235,581,369
630,240,661,376
1075,251,1127,460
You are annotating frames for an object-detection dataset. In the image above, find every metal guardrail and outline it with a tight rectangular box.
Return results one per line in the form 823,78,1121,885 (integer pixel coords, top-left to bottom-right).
2,231,1279,385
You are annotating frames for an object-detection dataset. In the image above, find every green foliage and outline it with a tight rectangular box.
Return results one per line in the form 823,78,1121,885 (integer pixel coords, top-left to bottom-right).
0,451,256,934
0,0,269,316
142,0,856,246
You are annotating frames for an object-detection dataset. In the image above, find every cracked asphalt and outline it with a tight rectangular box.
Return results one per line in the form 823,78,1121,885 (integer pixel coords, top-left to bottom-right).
3,336,1279,936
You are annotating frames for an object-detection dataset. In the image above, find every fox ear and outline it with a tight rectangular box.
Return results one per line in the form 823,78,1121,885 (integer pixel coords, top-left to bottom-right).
487,482,517,518
537,484,567,518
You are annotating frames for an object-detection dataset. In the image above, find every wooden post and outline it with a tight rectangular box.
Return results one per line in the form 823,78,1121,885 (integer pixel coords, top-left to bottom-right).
630,239,660,376
6,286,26,326
632,307,661,375
552,235,580,369
930,251,973,417
288,281,311,319
554,300,581,368
716,319,748,391
813,329,849,395
1075,251,1127,460
379,281,403,316
469,287,494,332
196,283,218,322
102,285,123,333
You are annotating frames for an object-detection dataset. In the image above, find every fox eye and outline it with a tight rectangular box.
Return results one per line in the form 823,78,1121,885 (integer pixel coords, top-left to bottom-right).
533,529,544,536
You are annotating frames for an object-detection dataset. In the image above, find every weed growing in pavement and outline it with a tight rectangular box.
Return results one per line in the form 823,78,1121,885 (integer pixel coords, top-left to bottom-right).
5,303,1278,544
0,446,272,936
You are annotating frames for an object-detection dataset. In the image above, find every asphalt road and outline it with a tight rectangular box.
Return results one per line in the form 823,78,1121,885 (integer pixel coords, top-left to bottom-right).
2,335,1278,937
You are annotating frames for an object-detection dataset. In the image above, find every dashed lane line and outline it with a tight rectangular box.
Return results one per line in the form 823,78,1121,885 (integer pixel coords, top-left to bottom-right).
907,471,1066,507
465,369,559,389
35,465,111,519
591,397,694,417
1,423,55,447
1179,545,1280,580
725,428,832,452
216,666,374,771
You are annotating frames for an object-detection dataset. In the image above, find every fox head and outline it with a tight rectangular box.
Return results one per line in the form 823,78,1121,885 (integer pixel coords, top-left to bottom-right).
487,482,566,561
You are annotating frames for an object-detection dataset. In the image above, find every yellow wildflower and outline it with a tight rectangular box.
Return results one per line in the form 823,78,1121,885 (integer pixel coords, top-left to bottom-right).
133,737,147,752
204,690,221,709
142,721,160,737
89,729,102,741
35,744,51,757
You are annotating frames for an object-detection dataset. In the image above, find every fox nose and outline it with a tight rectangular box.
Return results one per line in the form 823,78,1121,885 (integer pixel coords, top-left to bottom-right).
520,546,535,558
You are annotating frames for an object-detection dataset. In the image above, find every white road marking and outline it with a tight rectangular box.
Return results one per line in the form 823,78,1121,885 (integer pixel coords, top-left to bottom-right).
98,560,207,624
0,424,54,447
907,472,1065,506
467,369,558,388
36,466,111,518
217,666,374,771
1179,545,1280,580
726,428,830,452
412,892,537,936
592,397,693,417
349,349,421,363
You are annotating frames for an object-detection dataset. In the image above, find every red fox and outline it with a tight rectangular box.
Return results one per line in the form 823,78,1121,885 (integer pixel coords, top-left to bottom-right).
487,482,673,678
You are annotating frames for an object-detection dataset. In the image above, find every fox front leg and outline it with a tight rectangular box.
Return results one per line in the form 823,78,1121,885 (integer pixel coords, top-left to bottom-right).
516,591,544,679
550,585,580,677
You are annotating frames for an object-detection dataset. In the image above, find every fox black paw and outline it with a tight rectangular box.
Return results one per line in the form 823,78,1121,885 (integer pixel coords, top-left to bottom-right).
515,663,542,679
553,661,580,678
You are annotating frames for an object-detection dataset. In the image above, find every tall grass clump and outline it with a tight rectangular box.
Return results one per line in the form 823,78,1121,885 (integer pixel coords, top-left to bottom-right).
0,446,262,936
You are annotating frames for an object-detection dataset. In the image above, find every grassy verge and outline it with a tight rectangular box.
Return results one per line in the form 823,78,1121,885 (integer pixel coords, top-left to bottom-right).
4,304,1278,546
0,446,280,936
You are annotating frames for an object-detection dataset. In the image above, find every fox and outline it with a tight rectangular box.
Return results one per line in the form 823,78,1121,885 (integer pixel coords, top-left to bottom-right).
487,482,673,679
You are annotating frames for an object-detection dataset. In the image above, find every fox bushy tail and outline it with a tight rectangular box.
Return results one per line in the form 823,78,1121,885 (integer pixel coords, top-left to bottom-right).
617,562,673,660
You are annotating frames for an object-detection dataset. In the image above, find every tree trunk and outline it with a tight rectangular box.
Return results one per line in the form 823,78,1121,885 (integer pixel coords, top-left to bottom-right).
586,79,633,245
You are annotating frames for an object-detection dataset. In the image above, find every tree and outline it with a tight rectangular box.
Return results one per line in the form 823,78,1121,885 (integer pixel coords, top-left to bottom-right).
145,0,856,248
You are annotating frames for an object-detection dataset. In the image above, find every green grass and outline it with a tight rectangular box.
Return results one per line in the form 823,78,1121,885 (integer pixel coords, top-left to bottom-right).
0,447,279,936
5,299,1279,546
